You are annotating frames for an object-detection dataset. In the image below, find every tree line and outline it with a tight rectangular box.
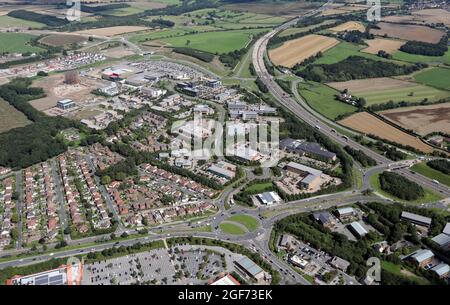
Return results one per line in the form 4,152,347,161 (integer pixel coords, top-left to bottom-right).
344,146,377,167
297,56,426,82
400,35,448,57
8,10,69,27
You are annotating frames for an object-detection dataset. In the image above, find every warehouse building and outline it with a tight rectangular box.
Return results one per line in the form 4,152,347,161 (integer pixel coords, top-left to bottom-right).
401,211,432,228
235,257,268,282
256,191,282,205
6,263,83,285
210,274,240,285
408,249,434,267
348,221,368,238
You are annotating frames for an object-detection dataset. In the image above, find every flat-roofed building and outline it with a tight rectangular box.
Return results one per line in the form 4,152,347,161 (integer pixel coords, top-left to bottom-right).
431,263,450,279
208,164,236,180
289,255,309,269
329,256,350,272
6,264,83,285
141,86,166,98
279,234,295,250
235,257,266,281
257,191,282,205
401,211,432,228
409,249,434,267
57,99,75,110
280,138,337,162
210,274,240,285
348,221,368,238
284,161,322,190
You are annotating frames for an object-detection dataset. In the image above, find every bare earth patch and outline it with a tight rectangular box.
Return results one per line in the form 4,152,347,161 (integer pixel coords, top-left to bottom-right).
361,38,406,54
75,26,149,37
39,34,87,47
269,34,339,68
29,73,106,111
370,22,445,43
329,21,365,32
339,112,434,153
380,102,450,136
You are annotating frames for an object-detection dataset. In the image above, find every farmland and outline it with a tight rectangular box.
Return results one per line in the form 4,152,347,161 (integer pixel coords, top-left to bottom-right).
312,41,400,65
329,21,365,32
0,15,45,28
327,77,450,105
379,102,450,136
0,98,31,133
0,32,45,54
269,34,339,68
413,68,450,90
384,9,450,26
411,162,450,187
39,34,87,47
298,81,357,120
278,20,336,37
370,22,445,43
339,112,434,153
158,28,267,54
361,38,405,55
392,49,450,65
75,26,150,36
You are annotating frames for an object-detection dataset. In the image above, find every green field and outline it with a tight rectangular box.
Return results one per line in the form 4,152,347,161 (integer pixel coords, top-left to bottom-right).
381,261,429,285
297,81,357,120
356,83,450,105
158,28,267,53
101,6,145,16
370,172,443,204
0,98,31,133
414,67,450,90
0,15,45,29
0,33,45,54
313,41,402,66
130,26,214,44
219,222,247,235
411,162,450,187
392,49,450,65
227,215,259,231
279,20,336,37
244,181,273,193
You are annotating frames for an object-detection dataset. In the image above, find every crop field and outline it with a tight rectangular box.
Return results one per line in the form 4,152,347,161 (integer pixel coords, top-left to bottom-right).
298,81,357,120
329,21,365,32
39,34,87,47
361,38,405,54
379,102,450,136
384,9,450,26
269,34,339,68
370,22,445,43
392,49,450,65
158,28,267,54
0,32,45,54
339,112,434,153
327,77,450,105
223,1,320,17
0,98,31,133
0,15,45,28
279,20,336,37
413,68,450,90
75,26,149,36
